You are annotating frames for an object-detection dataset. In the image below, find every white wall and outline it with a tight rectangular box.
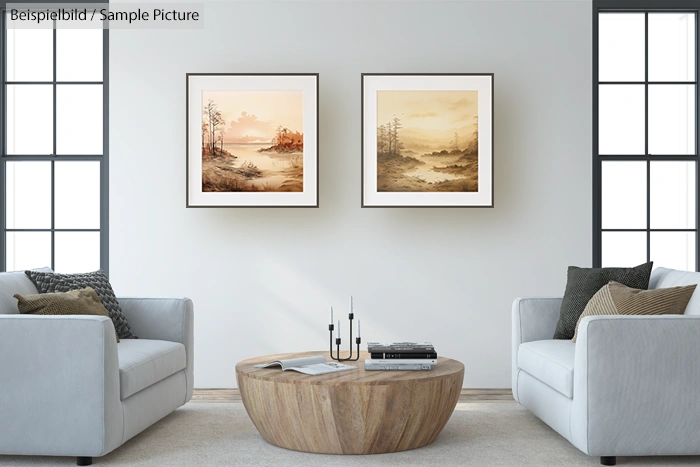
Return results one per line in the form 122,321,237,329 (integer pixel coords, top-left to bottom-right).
110,0,592,388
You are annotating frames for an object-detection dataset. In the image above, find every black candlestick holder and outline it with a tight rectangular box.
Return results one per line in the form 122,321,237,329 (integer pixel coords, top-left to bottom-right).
329,312,361,362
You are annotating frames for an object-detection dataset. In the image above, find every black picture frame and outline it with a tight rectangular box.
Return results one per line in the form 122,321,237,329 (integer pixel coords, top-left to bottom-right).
361,73,494,208
186,73,319,208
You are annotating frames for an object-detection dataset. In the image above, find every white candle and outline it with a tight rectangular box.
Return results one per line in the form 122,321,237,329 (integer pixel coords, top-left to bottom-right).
350,295,353,315
357,319,361,338
329,306,333,325
336,319,340,339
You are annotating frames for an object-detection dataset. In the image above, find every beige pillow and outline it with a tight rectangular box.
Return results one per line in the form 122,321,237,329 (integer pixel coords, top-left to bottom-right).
14,287,119,343
572,280,696,342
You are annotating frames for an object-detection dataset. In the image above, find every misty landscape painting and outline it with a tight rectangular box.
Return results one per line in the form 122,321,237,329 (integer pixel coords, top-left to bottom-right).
376,90,478,192
201,90,304,192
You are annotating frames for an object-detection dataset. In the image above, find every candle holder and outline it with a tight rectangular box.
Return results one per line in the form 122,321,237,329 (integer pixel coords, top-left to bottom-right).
329,313,361,362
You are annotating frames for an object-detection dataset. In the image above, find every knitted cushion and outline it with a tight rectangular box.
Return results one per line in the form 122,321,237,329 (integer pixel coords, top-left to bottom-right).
25,270,136,340
15,287,120,342
553,262,653,340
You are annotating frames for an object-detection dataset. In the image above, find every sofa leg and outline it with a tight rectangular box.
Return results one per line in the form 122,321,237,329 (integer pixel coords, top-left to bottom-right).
600,456,616,466
77,457,92,466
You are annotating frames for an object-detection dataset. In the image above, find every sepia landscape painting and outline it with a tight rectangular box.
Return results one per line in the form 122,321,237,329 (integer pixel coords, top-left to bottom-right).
376,90,478,192
201,90,304,192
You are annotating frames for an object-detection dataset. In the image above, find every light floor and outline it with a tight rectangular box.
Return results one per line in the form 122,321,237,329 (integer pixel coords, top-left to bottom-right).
2,396,700,466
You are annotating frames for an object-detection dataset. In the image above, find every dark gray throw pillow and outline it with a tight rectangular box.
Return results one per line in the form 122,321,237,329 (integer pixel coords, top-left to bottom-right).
25,270,136,340
552,261,653,340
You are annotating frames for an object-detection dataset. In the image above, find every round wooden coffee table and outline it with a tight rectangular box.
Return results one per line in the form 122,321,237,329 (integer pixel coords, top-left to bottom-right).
236,351,464,454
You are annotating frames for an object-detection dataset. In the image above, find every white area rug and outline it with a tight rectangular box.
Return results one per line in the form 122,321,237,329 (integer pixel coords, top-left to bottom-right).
2,403,699,466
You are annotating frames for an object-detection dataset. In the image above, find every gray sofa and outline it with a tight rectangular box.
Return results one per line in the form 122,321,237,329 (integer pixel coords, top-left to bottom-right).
512,267,700,465
0,269,194,465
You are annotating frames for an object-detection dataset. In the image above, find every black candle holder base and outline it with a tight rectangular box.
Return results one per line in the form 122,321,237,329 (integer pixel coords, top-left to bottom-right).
329,317,361,362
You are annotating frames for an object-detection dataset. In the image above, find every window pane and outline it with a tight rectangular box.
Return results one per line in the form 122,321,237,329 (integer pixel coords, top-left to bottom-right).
602,161,647,229
6,27,53,81
6,232,51,272
54,232,100,274
56,85,103,155
55,162,100,229
651,232,695,271
602,232,647,267
599,13,645,82
649,13,696,82
650,161,695,229
599,85,645,155
57,28,103,82
648,85,695,155
6,85,53,155
5,162,52,229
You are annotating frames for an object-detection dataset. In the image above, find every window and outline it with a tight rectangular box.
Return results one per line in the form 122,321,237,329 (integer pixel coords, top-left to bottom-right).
0,6,108,274
593,1,699,271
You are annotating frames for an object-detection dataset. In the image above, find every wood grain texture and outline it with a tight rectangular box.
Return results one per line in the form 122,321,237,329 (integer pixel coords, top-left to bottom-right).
235,351,464,454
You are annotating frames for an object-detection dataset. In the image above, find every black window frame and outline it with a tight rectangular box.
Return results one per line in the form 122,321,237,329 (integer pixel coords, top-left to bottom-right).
0,0,109,275
593,0,700,270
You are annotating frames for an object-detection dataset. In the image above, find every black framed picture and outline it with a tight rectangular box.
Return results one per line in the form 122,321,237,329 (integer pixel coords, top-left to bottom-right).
186,73,319,207
362,73,494,207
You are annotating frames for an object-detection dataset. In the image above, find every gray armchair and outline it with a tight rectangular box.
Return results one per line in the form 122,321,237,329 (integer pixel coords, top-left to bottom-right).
0,270,193,465
512,267,700,465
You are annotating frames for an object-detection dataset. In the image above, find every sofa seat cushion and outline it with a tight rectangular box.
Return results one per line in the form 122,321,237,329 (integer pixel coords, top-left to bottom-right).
118,339,186,400
518,339,575,398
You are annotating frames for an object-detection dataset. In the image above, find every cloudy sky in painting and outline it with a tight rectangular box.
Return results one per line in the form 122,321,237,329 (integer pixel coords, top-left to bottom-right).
202,90,303,144
377,90,478,150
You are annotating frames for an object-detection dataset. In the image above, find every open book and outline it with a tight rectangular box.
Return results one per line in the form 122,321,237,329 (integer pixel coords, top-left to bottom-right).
253,355,356,376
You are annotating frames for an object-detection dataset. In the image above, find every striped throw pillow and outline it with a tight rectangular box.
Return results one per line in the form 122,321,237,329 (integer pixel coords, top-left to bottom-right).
572,280,697,342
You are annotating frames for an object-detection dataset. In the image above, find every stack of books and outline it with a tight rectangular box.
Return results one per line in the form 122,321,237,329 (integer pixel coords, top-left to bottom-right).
365,342,437,371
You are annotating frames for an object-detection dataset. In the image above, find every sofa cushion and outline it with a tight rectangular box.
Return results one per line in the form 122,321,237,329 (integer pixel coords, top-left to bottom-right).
553,262,653,340
26,270,136,340
0,268,52,314
572,280,696,342
650,267,700,315
118,339,186,400
15,287,120,343
518,340,575,398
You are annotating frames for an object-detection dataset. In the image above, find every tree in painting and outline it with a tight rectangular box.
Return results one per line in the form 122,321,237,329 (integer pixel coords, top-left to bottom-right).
376,91,479,192
201,91,304,193
203,100,228,158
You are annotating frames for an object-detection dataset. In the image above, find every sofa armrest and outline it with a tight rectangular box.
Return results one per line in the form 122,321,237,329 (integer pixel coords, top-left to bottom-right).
512,297,562,345
0,315,122,457
118,297,194,401
511,297,562,402
571,315,700,456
